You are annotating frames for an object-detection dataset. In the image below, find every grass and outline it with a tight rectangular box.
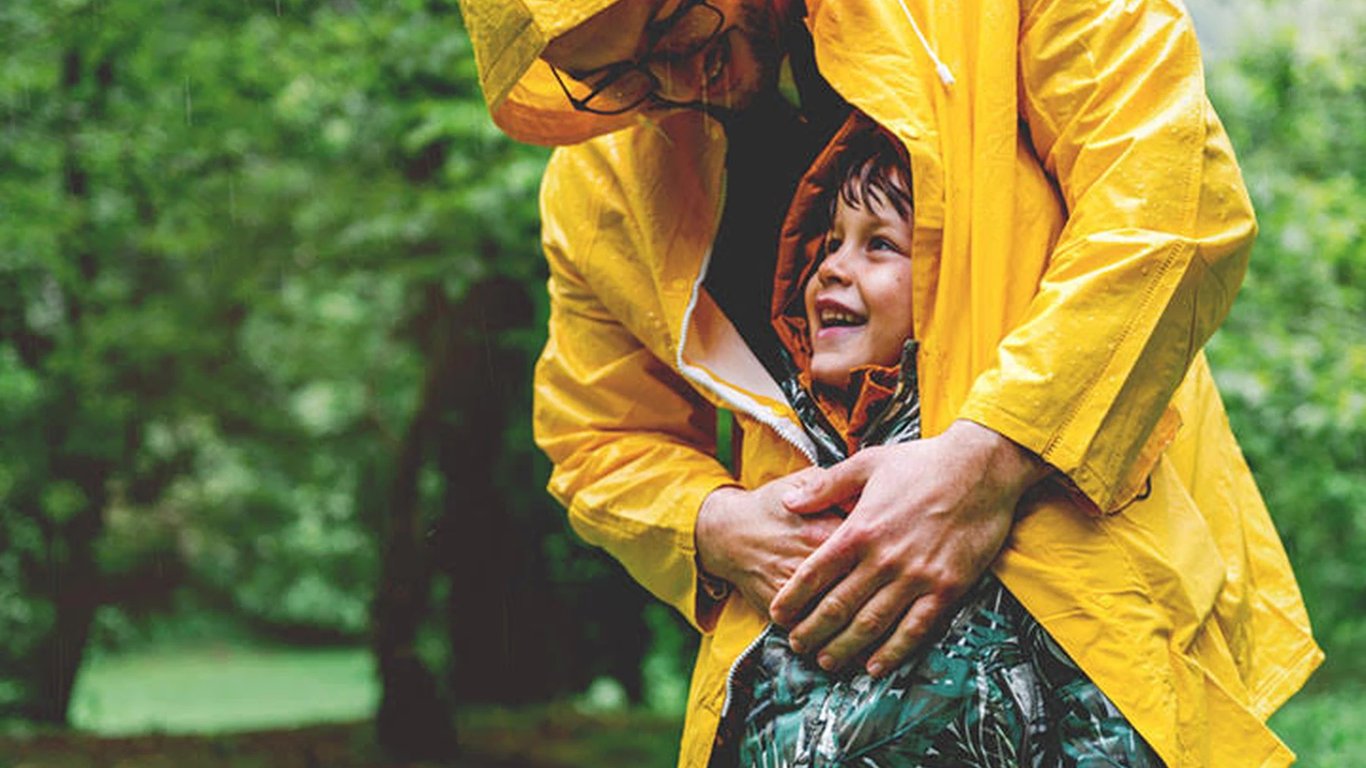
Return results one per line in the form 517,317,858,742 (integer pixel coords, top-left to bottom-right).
68,645,378,735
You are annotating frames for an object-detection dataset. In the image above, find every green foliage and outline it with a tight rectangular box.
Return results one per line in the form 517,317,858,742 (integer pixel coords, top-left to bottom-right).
640,603,698,715
1205,9,1366,661
1270,684,1366,766
1,0,671,728
0,0,558,719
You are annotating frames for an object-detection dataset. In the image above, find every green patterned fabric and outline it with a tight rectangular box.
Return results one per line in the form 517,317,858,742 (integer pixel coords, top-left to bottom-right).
726,576,1161,767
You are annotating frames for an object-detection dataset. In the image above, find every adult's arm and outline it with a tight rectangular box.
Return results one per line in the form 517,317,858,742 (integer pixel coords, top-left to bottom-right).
535,145,836,630
958,0,1256,510
773,0,1255,671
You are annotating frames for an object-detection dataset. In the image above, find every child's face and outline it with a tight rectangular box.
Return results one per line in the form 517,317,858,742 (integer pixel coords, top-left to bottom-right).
804,191,914,389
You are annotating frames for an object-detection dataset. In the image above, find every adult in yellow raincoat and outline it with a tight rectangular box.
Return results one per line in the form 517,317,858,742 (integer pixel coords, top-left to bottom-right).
457,0,1322,765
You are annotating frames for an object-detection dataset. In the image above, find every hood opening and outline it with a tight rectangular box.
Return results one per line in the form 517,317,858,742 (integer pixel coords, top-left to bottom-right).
771,110,917,447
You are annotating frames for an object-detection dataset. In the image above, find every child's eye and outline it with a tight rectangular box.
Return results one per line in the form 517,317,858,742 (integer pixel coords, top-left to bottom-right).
825,237,843,254
870,236,901,253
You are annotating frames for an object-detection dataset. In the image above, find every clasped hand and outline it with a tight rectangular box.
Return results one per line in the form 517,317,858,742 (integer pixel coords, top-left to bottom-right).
697,420,1045,678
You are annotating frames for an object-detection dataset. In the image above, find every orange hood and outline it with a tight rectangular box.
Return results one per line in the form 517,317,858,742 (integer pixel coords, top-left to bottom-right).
771,111,915,450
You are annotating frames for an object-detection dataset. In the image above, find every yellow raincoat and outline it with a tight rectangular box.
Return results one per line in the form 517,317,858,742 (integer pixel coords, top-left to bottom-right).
459,0,1322,764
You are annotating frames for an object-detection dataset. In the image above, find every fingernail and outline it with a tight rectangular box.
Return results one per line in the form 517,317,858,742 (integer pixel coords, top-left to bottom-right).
866,661,884,678
818,653,834,671
788,637,804,654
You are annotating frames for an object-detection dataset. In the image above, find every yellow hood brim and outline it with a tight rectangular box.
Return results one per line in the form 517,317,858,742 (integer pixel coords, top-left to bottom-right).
458,0,647,146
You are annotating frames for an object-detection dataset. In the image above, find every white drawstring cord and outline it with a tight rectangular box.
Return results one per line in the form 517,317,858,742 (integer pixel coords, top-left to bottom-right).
893,0,955,87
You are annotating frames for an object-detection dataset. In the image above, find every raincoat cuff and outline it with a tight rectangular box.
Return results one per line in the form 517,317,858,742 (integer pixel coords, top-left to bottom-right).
958,399,1182,515
560,467,741,633
955,400,1104,514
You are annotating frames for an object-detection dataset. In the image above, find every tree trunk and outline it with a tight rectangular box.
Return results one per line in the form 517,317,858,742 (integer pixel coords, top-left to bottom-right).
10,47,118,725
435,275,604,704
371,285,458,760
23,457,109,724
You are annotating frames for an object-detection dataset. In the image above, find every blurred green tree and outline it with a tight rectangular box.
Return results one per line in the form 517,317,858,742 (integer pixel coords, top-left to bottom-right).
0,1,661,752
1205,10,1366,664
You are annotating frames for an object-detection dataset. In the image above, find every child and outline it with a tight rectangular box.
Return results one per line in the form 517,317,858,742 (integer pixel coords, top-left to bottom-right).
716,114,1160,767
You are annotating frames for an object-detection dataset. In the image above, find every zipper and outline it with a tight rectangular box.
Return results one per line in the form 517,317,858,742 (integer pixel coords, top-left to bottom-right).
717,624,774,723
675,169,817,748
678,348,820,466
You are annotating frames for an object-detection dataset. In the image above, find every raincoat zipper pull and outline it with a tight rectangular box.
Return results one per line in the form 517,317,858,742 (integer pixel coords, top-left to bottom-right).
893,0,955,87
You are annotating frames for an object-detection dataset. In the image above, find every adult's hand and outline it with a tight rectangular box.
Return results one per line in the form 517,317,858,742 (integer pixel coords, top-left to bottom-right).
696,471,844,621
769,419,1050,677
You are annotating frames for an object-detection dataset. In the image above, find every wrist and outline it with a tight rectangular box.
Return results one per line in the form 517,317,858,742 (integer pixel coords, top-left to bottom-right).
949,419,1051,494
694,486,742,626
696,485,743,584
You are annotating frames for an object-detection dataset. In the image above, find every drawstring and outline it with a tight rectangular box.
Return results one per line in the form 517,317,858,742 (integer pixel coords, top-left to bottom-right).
893,0,955,87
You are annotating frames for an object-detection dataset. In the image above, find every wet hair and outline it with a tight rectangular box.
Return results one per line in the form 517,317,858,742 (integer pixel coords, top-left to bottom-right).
829,128,914,222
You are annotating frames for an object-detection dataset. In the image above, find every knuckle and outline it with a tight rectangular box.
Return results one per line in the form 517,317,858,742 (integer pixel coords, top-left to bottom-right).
826,532,862,560
839,524,876,550
801,524,834,547
930,575,969,603
816,594,853,624
873,639,909,668
877,637,909,663
919,562,958,590
851,610,888,637
870,550,903,577
901,610,931,638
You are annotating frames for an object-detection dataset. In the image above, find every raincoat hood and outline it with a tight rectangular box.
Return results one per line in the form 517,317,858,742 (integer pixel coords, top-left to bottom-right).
457,0,649,146
771,112,917,449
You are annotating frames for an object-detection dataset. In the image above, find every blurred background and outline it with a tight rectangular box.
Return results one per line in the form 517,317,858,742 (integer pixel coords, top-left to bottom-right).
0,0,1361,766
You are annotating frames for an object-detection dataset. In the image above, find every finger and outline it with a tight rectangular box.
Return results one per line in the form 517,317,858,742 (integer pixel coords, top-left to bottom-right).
783,564,890,660
781,453,871,514
809,581,916,672
768,531,859,627
864,593,947,678
790,510,843,554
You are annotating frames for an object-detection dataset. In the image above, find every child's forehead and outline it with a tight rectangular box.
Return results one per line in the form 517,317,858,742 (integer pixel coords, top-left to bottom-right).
830,186,913,226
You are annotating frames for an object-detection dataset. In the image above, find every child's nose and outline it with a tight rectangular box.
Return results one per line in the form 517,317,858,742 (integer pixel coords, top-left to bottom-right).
818,247,854,283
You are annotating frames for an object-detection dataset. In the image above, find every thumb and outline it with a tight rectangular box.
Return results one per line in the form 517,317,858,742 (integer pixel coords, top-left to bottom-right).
782,454,871,514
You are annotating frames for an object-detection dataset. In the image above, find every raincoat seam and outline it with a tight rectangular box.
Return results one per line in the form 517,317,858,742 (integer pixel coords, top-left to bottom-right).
1040,240,1188,505
485,12,532,78
1068,82,1207,505
1248,633,1324,719
1016,4,1202,505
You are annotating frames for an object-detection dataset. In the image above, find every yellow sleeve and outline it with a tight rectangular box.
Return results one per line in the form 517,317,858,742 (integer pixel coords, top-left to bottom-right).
958,0,1255,512
533,147,737,630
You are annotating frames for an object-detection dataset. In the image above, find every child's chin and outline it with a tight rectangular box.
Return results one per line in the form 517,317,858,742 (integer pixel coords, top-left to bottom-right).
809,362,852,391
